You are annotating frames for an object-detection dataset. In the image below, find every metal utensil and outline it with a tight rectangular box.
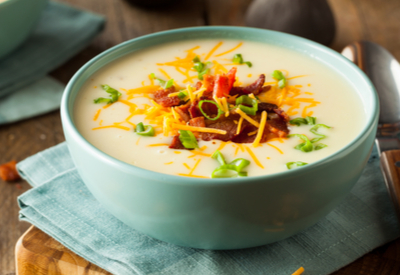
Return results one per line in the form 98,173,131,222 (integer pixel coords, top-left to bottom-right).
342,41,400,219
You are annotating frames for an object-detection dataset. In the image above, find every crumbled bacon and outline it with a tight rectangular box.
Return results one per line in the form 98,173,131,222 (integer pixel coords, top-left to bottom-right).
230,74,266,96
274,108,290,122
154,86,180,107
202,74,215,94
0,160,21,182
258,102,279,113
202,115,241,142
168,135,187,150
267,113,289,137
189,116,206,128
175,104,191,122
159,67,291,147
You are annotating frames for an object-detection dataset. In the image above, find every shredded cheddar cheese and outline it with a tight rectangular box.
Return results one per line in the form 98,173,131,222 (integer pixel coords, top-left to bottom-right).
235,108,260,128
236,117,244,135
267,143,284,154
171,123,227,135
252,111,267,147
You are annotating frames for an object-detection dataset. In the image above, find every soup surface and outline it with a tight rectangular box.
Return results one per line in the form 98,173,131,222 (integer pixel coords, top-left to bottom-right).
74,39,365,178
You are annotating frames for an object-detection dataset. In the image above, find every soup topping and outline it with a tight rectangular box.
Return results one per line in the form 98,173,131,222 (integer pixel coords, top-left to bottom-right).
88,42,336,177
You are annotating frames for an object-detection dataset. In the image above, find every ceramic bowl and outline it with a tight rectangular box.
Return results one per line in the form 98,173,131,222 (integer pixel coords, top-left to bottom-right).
61,26,378,250
0,0,48,60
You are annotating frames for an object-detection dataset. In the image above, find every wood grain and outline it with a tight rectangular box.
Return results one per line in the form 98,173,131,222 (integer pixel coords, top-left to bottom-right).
1,0,400,274
15,226,112,275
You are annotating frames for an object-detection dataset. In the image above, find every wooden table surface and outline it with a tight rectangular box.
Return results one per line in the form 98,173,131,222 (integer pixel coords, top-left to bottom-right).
1,0,400,274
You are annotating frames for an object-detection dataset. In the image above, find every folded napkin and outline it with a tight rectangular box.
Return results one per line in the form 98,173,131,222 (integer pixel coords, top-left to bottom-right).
0,1,105,124
17,143,400,275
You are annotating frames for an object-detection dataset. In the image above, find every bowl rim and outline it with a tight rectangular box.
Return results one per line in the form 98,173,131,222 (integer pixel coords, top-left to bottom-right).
61,26,379,185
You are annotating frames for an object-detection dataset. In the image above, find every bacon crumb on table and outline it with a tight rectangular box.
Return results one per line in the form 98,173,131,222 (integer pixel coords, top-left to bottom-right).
0,160,21,182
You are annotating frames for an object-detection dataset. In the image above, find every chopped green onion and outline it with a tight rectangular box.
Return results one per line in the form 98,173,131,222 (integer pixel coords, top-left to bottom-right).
135,122,155,136
305,116,316,125
211,165,248,178
211,151,251,178
178,130,198,149
177,90,188,100
271,70,287,88
310,124,331,143
289,117,307,126
286,161,308,169
236,95,258,115
192,56,211,80
212,150,227,166
229,158,251,171
150,73,174,89
289,116,317,126
288,134,314,152
165,79,174,89
314,143,327,150
94,84,121,104
232,54,252,68
198,100,224,120
192,56,201,63
193,62,204,72
136,122,145,132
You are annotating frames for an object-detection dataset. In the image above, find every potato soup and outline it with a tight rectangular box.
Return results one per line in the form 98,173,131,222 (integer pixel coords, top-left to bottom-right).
74,40,365,178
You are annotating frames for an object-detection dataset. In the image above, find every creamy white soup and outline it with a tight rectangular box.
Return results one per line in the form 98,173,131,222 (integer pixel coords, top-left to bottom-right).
74,40,365,178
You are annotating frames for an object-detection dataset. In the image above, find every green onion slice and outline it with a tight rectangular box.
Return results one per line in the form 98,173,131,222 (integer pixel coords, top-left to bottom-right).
192,56,211,80
286,161,308,169
271,70,287,88
211,150,251,178
198,100,224,120
314,143,327,150
289,117,307,126
177,90,188,100
235,95,258,115
287,134,314,152
310,124,331,143
232,54,252,68
305,116,316,125
135,122,155,136
178,130,198,149
229,158,251,171
94,84,121,104
150,73,174,89
211,165,248,178
289,116,317,126
211,150,227,166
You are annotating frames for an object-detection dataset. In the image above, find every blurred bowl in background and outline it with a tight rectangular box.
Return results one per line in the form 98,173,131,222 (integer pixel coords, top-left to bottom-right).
0,0,48,60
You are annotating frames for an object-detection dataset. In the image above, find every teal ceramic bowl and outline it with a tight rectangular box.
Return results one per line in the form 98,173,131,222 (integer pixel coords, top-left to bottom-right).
61,26,378,250
0,0,47,60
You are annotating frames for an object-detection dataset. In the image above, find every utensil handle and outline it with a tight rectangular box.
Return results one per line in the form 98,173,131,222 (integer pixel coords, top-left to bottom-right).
380,150,400,219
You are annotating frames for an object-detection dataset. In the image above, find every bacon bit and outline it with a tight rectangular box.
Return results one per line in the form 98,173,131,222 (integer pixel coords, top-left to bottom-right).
0,160,21,182
202,74,215,94
154,86,181,107
168,135,188,150
226,67,237,89
213,74,230,98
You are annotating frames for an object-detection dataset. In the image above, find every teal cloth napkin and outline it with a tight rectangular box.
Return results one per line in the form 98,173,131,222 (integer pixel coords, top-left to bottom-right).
0,1,105,124
17,143,400,275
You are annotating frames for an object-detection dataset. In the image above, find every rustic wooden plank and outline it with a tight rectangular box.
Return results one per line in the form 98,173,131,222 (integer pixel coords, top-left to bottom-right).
16,227,112,275
0,112,65,274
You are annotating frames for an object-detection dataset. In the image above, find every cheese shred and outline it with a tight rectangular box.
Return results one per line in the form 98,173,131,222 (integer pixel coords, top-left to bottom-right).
252,111,267,147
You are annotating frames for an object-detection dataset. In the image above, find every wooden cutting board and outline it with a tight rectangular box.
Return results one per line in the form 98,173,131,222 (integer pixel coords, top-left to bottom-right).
15,226,112,275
